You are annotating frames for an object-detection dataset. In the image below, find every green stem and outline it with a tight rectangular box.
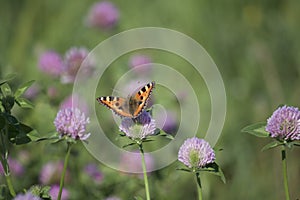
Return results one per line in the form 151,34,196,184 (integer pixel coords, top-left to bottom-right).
5,174,16,197
195,172,203,200
58,142,72,200
139,145,150,200
0,129,16,197
281,146,290,200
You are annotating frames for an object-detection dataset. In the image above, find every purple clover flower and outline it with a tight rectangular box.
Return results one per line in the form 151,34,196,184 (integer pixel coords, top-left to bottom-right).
39,161,65,184
0,158,24,177
13,192,41,200
129,54,152,68
54,108,90,141
120,151,154,173
49,185,69,200
178,137,215,168
119,111,156,139
84,163,103,183
38,51,64,77
86,1,119,30
61,47,93,83
128,54,152,75
266,105,300,141
8,158,24,176
60,94,89,115
162,113,178,134
24,83,40,100
47,86,58,99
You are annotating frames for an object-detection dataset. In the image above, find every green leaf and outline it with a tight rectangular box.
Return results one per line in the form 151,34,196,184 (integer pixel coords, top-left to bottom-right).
142,139,154,143
289,141,300,147
134,196,144,200
30,185,51,200
7,123,35,145
27,131,40,142
0,114,5,130
14,80,35,99
0,184,8,200
118,131,126,137
28,131,58,142
3,113,19,125
30,132,63,144
0,103,4,112
176,167,192,173
122,142,136,148
159,129,174,139
261,141,283,151
15,97,34,109
0,83,12,97
15,123,34,145
0,74,16,85
153,128,174,140
51,137,65,144
217,165,226,184
205,162,226,183
153,128,160,135
242,122,269,138
214,147,224,151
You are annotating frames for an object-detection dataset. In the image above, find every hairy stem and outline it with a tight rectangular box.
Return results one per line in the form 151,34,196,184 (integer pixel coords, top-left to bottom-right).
139,145,150,200
196,172,203,200
281,146,290,200
58,142,72,200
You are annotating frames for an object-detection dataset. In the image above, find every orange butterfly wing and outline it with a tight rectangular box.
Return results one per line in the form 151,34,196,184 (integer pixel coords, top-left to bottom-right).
96,96,132,118
130,81,155,117
97,81,155,118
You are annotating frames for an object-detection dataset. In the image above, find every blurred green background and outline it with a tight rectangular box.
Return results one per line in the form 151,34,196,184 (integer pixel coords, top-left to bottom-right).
1,0,300,199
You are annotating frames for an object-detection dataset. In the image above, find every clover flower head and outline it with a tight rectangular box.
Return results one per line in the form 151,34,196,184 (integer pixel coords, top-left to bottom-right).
178,137,215,168
49,185,69,200
128,54,152,75
38,51,64,77
84,163,103,183
60,94,89,115
86,1,119,29
24,83,40,100
47,86,58,99
266,105,300,141
39,161,65,184
119,111,156,139
54,108,90,141
61,47,93,83
162,112,178,134
0,158,24,177
13,192,41,200
120,151,154,173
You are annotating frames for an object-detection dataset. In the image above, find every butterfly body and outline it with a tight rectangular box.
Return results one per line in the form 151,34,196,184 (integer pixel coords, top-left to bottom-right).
97,81,155,118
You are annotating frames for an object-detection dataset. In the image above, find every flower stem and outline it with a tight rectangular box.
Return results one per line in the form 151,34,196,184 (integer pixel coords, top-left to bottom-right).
195,172,203,200
58,142,72,200
5,174,16,197
139,145,150,200
0,129,16,197
281,146,290,200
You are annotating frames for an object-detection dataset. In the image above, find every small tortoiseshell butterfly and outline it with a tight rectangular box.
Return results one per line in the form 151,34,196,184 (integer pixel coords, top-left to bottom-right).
96,81,155,118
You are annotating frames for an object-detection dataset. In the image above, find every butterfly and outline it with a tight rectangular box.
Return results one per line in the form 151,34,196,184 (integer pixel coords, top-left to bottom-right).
96,81,155,118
